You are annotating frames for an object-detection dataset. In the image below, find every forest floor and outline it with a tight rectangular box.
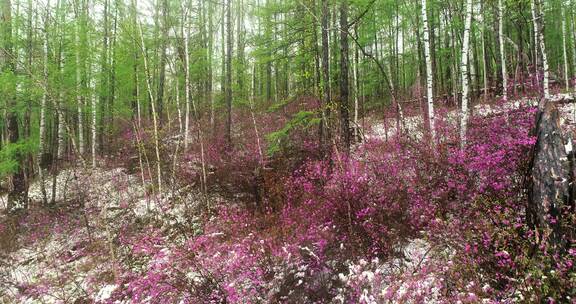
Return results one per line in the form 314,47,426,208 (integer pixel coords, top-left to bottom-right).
1,94,576,303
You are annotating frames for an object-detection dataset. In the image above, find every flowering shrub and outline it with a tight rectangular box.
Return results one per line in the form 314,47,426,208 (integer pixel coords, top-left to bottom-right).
5,100,576,304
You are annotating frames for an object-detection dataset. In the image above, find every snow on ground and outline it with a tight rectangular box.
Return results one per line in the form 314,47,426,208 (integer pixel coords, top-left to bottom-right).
2,96,575,303
0,166,207,303
367,97,546,141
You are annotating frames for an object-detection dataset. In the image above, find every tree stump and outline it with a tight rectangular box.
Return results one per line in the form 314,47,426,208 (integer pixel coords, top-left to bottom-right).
527,101,572,247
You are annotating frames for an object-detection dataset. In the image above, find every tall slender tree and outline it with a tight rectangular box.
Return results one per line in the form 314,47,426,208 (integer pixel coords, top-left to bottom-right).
157,0,168,125
499,0,508,100
532,0,550,99
320,0,330,148
225,0,233,148
460,0,474,147
421,0,435,141
339,0,350,153
561,5,569,90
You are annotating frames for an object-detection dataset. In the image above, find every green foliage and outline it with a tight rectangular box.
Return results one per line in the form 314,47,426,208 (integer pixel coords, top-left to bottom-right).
0,140,36,178
0,71,17,100
266,96,294,113
266,110,321,156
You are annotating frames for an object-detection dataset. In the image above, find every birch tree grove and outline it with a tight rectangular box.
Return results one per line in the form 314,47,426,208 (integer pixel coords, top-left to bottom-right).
0,0,572,206
3,0,576,302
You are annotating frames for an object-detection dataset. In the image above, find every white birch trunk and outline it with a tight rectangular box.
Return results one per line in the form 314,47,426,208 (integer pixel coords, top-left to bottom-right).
38,3,50,205
39,7,48,159
571,2,576,84
183,4,191,150
136,69,141,128
76,19,85,155
532,0,550,99
57,93,66,159
175,79,183,134
562,6,569,90
136,6,162,194
571,6,576,83
352,47,359,140
251,63,263,161
460,0,474,147
499,0,508,100
91,87,97,168
421,0,435,141
531,0,540,88
481,3,488,102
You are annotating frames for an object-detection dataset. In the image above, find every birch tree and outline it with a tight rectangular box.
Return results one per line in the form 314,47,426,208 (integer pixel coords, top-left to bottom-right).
460,0,474,147
562,5,569,90
498,0,508,100
532,0,550,99
37,1,50,205
75,0,85,155
135,0,163,193
183,2,191,150
92,89,98,167
320,0,330,148
157,0,168,125
421,0,435,141
225,0,233,148
56,0,66,160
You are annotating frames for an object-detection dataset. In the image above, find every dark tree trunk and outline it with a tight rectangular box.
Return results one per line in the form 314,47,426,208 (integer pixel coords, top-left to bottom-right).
339,0,350,153
528,101,574,248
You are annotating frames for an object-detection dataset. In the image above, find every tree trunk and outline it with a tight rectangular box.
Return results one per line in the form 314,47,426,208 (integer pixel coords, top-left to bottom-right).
56,0,66,160
208,0,214,130
460,0,473,147
136,1,163,193
481,0,488,102
183,2,191,150
92,91,98,167
422,0,435,142
236,0,245,96
531,0,540,91
339,0,350,153
499,0,508,100
99,0,109,154
562,6,570,91
532,0,550,99
157,0,168,125
38,1,50,206
76,3,85,155
353,26,360,141
225,0,233,149
320,0,330,149
528,102,572,248
131,0,141,127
